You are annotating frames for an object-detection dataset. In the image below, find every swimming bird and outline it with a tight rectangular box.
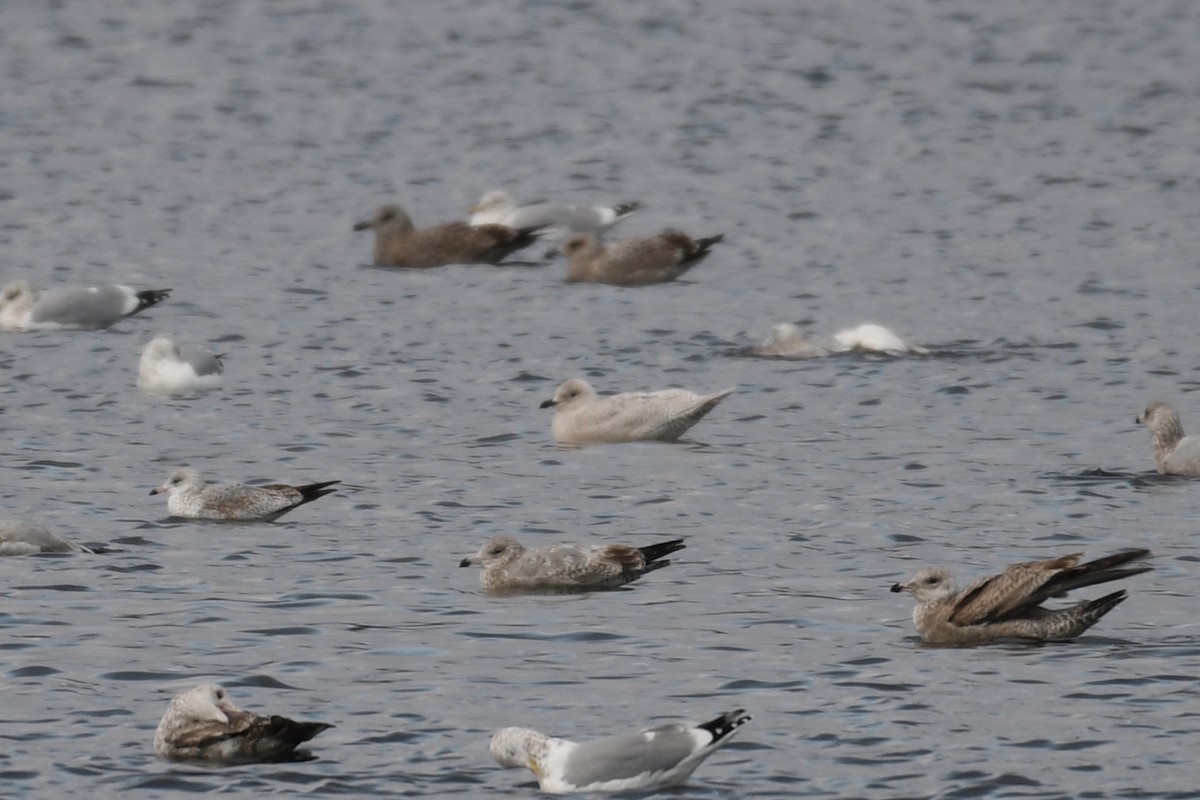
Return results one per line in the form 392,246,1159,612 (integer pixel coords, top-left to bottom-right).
558,230,723,286
890,549,1152,645
138,336,224,396
1136,401,1200,476
540,378,735,444
459,535,685,593
154,683,331,762
0,280,171,331
752,322,928,358
0,520,89,555
353,204,543,267
490,709,750,793
468,189,641,243
150,467,340,521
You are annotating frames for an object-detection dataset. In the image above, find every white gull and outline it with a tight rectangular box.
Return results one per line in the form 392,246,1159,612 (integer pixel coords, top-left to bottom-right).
0,280,171,331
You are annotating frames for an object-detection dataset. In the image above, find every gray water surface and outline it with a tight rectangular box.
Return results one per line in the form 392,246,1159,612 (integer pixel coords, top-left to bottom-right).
2,1,1198,798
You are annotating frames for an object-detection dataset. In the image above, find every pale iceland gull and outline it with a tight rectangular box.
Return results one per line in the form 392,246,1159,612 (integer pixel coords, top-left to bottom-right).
459,535,685,593
353,204,543,268
559,230,723,286
468,189,641,243
150,467,340,521
154,683,332,762
1136,401,1200,476
137,336,224,396
0,280,171,331
752,322,928,358
891,549,1152,645
490,708,751,793
540,378,735,445
0,520,89,555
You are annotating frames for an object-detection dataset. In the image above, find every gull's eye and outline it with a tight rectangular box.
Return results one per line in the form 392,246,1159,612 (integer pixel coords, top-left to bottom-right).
923,575,940,585
490,545,505,555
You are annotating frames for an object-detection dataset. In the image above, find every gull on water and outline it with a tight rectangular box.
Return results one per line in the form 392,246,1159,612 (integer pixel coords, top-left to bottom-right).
154,683,332,762
150,467,340,521
1136,401,1200,476
468,189,641,243
459,535,685,593
490,709,751,793
0,280,171,331
138,336,224,396
891,549,1152,645
353,204,543,268
558,230,723,286
752,322,928,358
540,378,735,445
0,520,89,556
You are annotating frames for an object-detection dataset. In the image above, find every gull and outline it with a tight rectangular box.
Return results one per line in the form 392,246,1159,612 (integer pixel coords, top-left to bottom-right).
540,378,735,444
891,549,1153,645
154,683,332,762
1136,401,1200,476
150,467,340,521
468,189,641,243
459,535,685,593
0,520,89,555
138,336,224,396
558,230,723,286
353,204,543,268
490,709,751,793
752,322,928,358
0,280,171,331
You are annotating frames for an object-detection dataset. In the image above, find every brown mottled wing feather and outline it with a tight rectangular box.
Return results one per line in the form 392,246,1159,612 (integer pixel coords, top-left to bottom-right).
595,544,647,573
948,554,1084,625
170,710,256,751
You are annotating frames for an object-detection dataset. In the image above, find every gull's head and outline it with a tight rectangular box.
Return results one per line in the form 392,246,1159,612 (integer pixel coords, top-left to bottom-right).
1136,401,1178,431
470,190,515,215
353,204,413,234
490,727,546,775
891,566,957,604
558,233,601,260
170,683,240,725
141,336,182,364
151,467,203,496
539,378,596,411
460,535,524,569
0,280,33,306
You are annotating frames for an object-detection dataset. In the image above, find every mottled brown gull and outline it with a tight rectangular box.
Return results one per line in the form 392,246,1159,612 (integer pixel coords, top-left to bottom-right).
150,467,340,521
490,709,750,793
558,230,723,286
154,683,332,762
468,189,641,243
0,280,171,331
1136,401,1200,476
0,520,89,556
891,549,1152,645
459,535,685,593
353,204,543,268
540,378,735,445
138,336,224,396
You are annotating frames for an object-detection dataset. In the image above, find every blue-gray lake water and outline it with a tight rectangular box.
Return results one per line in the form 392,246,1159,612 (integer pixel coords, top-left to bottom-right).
2,1,1198,797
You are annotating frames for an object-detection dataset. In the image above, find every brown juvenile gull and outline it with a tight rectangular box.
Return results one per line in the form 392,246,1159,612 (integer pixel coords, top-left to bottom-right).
0,280,171,331
890,549,1153,645
459,535,685,593
1136,401,1200,476
154,683,332,762
353,204,543,267
489,709,750,793
558,230,723,286
150,467,340,521
540,378,736,445
0,520,90,556
468,189,642,243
